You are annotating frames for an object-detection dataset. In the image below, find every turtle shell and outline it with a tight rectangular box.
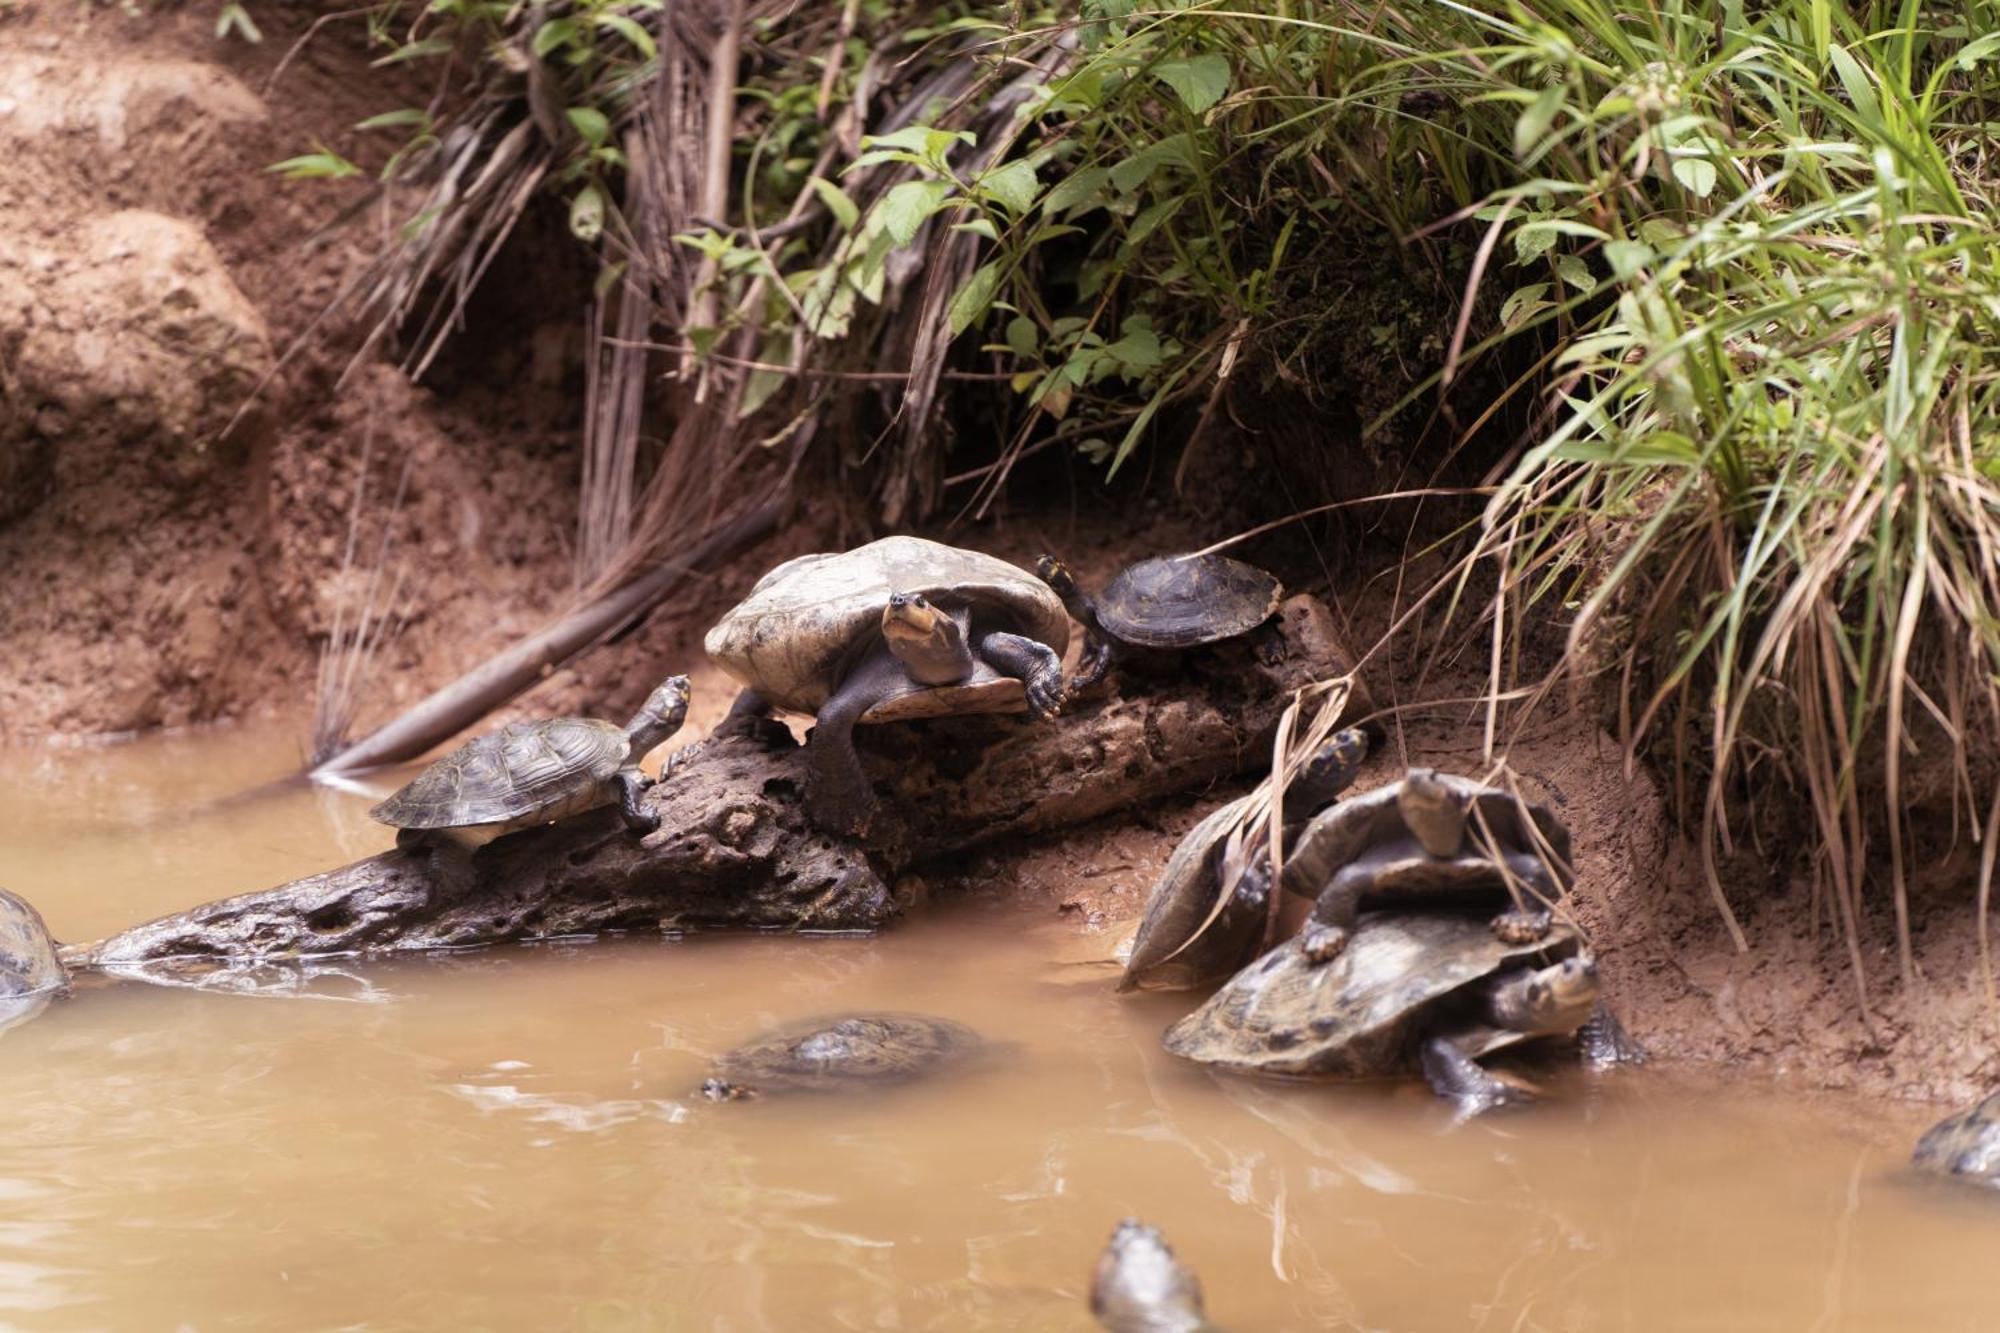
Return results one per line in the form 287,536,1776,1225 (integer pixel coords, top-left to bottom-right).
703,536,1069,721
1913,1092,2000,1186
1283,773,1575,899
0,888,65,999
1121,793,1269,992
1162,911,1581,1078
1095,554,1282,650
370,717,629,830
707,1012,982,1095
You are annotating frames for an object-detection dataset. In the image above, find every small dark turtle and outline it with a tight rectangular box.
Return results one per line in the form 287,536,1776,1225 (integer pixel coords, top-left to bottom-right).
0,888,67,1034
1122,728,1370,992
700,1012,983,1101
1913,1092,2000,1188
1090,1219,1215,1333
371,675,691,886
705,537,1068,836
1163,910,1606,1116
1279,768,1574,964
1036,552,1283,693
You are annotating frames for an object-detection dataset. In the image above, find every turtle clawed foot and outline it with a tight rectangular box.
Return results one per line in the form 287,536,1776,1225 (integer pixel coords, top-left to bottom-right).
1024,667,1067,721
622,808,663,838
1489,906,1552,945
1300,922,1349,965
1448,1079,1537,1122
805,783,875,840
1579,1004,1647,1069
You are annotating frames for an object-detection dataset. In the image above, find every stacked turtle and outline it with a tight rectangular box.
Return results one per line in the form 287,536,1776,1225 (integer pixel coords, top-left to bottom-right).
1130,757,1642,1116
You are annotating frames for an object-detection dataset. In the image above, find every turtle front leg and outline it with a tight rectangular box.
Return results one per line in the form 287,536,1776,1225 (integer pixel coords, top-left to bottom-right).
1488,850,1557,944
720,688,798,751
1420,1034,1531,1118
1300,861,1371,963
805,654,905,837
1248,617,1287,667
976,630,1066,719
615,767,660,837
396,828,477,899
1067,630,1118,694
1577,1003,1647,1069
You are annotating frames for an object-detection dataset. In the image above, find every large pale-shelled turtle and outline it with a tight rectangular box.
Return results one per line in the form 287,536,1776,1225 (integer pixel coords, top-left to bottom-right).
705,536,1068,835
700,1012,983,1100
1121,728,1370,992
1279,768,1575,963
1162,910,1601,1116
1036,552,1284,693
0,887,67,1034
371,676,691,884
1914,1092,2000,1188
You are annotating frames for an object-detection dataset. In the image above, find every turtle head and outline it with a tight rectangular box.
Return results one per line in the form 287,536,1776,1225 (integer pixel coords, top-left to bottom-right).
1495,953,1600,1037
700,1077,757,1103
880,592,969,681
626,675,693,758
1398,767,1471,857
1090,1219,1208,1333
1292,727,1370,809
1033,555,1093,621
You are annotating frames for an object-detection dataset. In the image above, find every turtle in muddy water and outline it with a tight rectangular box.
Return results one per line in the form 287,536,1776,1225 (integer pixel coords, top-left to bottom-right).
704,536,1068,836
1162,910,1607,1116
1090,1219,1215,1333
0,887,68,1034
370,675,692,885
699,1012,984,1101
1279,768,1574,964
1035,552,1284,694
1913,1092,2000,1188
1121,728,1371,993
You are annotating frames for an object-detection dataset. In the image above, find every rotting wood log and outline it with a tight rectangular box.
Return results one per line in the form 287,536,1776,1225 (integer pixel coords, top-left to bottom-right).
71,596,1367,976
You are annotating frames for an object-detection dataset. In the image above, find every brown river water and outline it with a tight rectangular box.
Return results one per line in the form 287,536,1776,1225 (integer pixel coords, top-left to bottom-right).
2,721,1997,1331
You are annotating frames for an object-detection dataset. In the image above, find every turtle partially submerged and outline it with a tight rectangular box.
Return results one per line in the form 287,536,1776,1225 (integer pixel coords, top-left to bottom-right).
705,537,1068,835
1036,553,1283,693
700,1012,983,1100
1121,728,1370,992
0,888,67,1035
371,675,692,883
1279,768,1574,963
1913,1092,2000,1188
1090,1219,1214,1333
1163,910,1603,1115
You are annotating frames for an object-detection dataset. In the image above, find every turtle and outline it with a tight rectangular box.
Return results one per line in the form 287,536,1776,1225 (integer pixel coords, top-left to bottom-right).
1035,552,1284,694
370,675,692,886
1913,1092,2000,1188
1277,768,1574,964
0,887,67,1035
1162,910,1605,1116
1121,727,1371,993
699,1012,983,1100
704,536,1068,836
1090,1219,1215,1333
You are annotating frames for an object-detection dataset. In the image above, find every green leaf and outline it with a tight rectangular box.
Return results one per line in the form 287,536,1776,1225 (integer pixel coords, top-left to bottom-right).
876,179,954,246
1604,239,1653,281
266,149,361,180
354,108,430,132
977,160,1039,215
1554,253,1594,292
374,36,453,66
216,2,261,43
531,19,577,60
1500,282,1552,331
1670,154,1717,198
1153,52,1230,113
807,176,859,230
566,107,611,147
1513,220,1559,264
1043,166,1111,217
950,218,999,240
1005,315,1040,360
947,261,1003,336
591,12,658,60
570,184,605,242
1514,84,1564,159
1110,134,1197,193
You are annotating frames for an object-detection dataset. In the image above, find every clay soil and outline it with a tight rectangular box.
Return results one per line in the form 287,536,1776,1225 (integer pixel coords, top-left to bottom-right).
3,3,1996,1113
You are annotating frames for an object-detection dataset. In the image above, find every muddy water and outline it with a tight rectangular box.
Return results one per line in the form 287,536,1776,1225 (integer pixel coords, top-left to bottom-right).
2,724,1997,1330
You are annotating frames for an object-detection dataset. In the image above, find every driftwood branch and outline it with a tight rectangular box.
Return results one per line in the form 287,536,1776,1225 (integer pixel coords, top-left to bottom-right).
79,597,1364,975
310,498,784,778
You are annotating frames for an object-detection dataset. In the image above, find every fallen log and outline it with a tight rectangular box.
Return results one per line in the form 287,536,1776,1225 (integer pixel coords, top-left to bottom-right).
70,596,1365,974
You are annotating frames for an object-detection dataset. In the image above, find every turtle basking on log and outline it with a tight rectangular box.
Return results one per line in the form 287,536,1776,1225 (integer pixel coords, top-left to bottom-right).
1036,552,1284,694
370,675,692,888
1281,768,1574,964
1121,727,1370,992
705,537,1069,837
1163,910,1623,1116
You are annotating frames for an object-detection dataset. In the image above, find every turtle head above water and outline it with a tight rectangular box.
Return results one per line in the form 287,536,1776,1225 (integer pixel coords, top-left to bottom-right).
700,1076,757,1102
626,674,694,758
1090,1219,1209,1333
1492,953,1600,1037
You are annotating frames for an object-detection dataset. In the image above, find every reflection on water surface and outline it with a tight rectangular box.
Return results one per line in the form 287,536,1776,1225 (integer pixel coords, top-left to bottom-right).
0,722,1993,1330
